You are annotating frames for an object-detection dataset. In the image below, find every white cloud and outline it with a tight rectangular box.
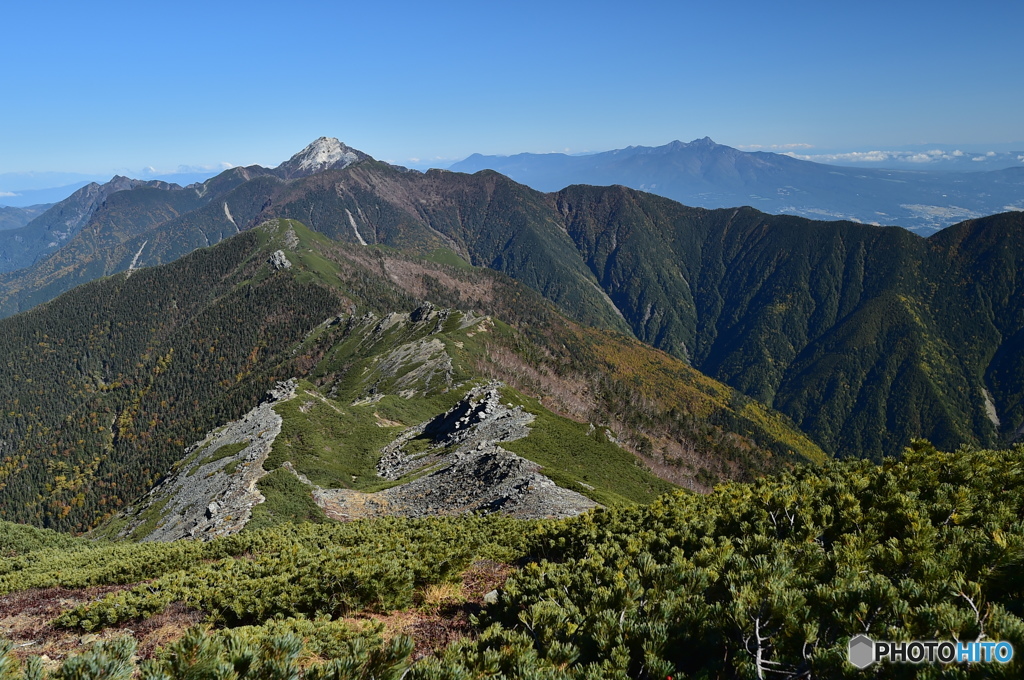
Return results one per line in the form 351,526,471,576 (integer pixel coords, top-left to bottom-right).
0,191,17,197
785,150,896,162
785,149,979,164
739,143,813,150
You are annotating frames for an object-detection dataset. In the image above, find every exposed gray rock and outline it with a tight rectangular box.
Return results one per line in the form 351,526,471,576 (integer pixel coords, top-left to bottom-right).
366,337,453,401
409,301,435,322
274,137,370,179
376,382,530,480
282,227,300,249
317,382,597,521
114,380,296,542
268,249,291,270
265,378,297,403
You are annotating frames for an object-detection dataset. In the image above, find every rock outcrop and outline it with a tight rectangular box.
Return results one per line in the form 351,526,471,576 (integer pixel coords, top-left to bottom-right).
315,382,597,521
268,249,291,270
113,375,595,542
115,380,296,542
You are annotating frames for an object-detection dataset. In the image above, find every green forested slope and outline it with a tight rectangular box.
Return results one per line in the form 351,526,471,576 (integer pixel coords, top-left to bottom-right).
266,164,634,335
253,167,1024,460
550,186,1024,458
0,219,818,531
4,150,1023,462
0,230,340,531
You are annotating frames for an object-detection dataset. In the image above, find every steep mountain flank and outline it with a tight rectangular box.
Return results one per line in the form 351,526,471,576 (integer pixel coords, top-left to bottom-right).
4,137,1022,462
266,164,634,334
549,187,1024,458
254,162,1024,459
0,153,630,336
0,219,818,531
0,167,277,316
0,176,183,274
0,204,50,231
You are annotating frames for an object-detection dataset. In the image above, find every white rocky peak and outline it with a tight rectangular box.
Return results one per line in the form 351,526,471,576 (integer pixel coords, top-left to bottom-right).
285,137,361,174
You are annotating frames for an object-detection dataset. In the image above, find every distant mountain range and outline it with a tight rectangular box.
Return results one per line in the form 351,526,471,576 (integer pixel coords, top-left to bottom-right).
0,138,369,276
0,170,228,207
0,204,51,231
3,140,1024,679
450,138,1024,235
2,138,1024,469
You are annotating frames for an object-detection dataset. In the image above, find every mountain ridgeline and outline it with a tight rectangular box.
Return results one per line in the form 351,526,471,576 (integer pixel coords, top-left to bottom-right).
450,138,1024,235
0,204,51,231
272,167,1024,459
0,177,182,274
2,138,1024,465
0,218,821,531
0,137,368,287
2,138,1024,679
205,160,1024,460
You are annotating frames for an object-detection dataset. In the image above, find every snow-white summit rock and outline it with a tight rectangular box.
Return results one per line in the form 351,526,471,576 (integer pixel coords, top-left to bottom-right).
275,137,370,179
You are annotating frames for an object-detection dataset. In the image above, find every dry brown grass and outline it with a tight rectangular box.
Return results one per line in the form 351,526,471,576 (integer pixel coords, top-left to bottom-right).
373,412,404,428
0,560,516,669
0,587,202,665
415,582,464,607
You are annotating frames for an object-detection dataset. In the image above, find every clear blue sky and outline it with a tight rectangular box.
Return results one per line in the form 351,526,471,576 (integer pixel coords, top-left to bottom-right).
2,0,1022,176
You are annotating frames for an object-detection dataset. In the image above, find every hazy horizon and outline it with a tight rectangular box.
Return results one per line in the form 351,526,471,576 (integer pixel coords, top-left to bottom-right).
2,0,1022,183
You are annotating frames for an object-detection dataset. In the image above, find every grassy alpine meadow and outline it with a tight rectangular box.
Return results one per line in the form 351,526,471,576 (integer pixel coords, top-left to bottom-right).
1,442,1022,678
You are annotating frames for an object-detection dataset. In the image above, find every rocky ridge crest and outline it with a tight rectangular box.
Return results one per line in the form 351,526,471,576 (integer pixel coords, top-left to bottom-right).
119,378,596,541
114,380,296,542
316,382,597,520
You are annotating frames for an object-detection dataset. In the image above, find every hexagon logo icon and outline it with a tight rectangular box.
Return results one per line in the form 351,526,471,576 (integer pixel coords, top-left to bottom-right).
848,634,875,669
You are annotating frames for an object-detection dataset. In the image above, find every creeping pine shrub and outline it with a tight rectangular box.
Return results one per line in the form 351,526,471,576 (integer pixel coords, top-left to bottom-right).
0,629,414,680
206,616,384,661
407,626,578,680
17,445,1024,678
139,627,414,680
473,444,1024,679
39,515,535,630
0,641,42,680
